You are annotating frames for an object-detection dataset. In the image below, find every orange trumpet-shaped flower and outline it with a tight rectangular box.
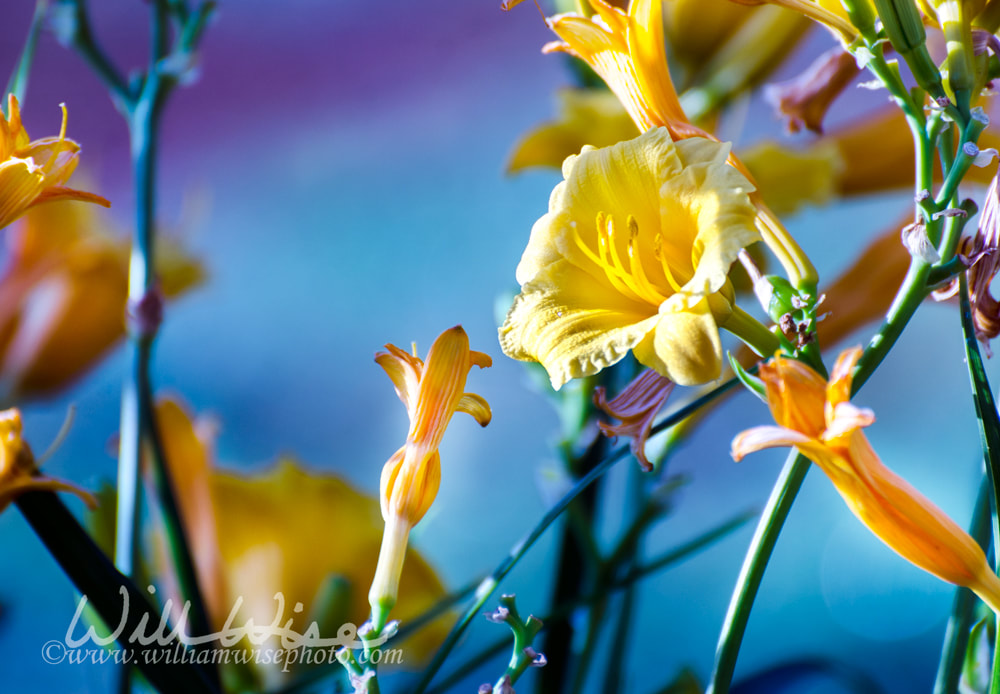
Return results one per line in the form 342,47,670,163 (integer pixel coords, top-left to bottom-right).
544,0,707,141
0,96,108,230
369,326,492,631
733,349,1000,612
0,408,95,513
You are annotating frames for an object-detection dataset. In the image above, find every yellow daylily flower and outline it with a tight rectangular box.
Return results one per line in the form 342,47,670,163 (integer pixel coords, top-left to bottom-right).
500,127,760,388
0,199,202,400
369,325,492,631
543,0,816,288
0,96,108,230
507,89,638,173
733,349,1000,612
0,408,95,513
155,398,452,692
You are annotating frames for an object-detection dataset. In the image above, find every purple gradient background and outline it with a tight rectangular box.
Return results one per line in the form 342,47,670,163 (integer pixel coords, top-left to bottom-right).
0,2,989,692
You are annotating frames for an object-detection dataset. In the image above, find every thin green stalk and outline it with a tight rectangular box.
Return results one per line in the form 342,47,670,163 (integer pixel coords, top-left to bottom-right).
599,463,646,693
59,2,218,688
958,274,1000,694
708,252,934,694
3,0,47,109
60,0,131,102
418,509,757,694
706,449,808,694
538,407,609,693
934,478,992,694
411,376,744,694
15,491,218,694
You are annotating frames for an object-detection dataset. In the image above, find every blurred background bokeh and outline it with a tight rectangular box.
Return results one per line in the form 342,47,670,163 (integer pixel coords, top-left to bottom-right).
0,1,992,692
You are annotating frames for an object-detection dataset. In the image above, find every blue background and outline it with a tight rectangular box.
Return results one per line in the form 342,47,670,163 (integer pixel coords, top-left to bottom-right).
0,1,990,691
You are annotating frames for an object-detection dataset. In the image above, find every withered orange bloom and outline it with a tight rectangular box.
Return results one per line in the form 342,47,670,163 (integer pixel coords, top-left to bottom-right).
733,349,1000,612
0,96,109,230
369,326,491,631
0,408,95,513
594,368,674,472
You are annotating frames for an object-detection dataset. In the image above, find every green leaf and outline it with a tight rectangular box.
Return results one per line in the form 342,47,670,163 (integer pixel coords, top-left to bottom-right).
962,618,993,694
958,273,1000,694
728,352,767,403
3,0,48,114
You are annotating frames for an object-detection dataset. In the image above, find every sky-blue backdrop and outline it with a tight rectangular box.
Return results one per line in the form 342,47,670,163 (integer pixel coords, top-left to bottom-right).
0,2,991,692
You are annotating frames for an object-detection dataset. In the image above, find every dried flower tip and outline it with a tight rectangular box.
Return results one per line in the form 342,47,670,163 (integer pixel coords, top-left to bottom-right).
524,647,547,667
901,221,941,263
485,606,510,624
765,47,859,134
594,369,674,472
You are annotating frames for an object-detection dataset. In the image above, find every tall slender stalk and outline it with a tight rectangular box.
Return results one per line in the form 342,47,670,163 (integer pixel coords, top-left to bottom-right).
57,1,217,688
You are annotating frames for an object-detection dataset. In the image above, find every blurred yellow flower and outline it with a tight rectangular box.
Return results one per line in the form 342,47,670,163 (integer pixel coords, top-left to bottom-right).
0,199,202,400
732,349,1000,612
0,96,108,230
156,398,452,691
507,89,638,174
500,128,759,388
370,325,492,631
0,408,95,513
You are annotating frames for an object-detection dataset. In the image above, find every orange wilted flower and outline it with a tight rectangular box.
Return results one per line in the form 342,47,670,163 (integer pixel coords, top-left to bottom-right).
0,96,108,230
733,349,1000,612
0,408,95,513
369,326,491,631
594,368,674,472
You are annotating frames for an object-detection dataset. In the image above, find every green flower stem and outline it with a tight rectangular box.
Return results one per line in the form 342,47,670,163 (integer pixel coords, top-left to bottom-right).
414,509,757,694
15,491,218,694
724,305,782,358
706,449,809,694
537,399,610,694
3,0,47,110
958,273,1000,694
58,0,131,103
934,478,992,694
411,376,744,694
59,1,218,687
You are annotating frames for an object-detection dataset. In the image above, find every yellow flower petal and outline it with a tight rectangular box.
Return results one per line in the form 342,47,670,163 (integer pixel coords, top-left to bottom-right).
0,199,201,399
0,97,108,230
636,294,725,385
502,258,660,389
